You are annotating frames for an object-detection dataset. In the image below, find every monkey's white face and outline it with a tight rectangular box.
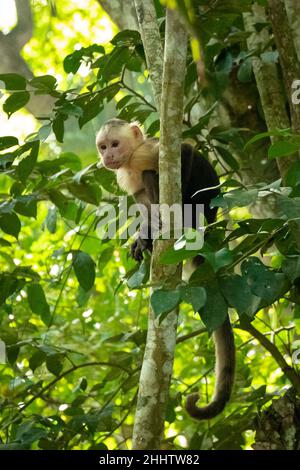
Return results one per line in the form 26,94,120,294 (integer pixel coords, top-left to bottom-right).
96,125,143,170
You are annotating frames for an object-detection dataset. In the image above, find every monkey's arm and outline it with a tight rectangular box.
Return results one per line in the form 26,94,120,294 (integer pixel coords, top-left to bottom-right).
131,170,159,261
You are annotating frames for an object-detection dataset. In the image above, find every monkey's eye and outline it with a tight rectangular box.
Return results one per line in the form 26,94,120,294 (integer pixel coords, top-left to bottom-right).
111,141,119,148
99,144,107,151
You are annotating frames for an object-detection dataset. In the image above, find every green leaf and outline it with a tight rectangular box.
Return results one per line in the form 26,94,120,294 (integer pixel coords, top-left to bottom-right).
215,146,239,171
277,196,300,219
0,136,19,151
160,246,200,264
27,283,51,325
202,247,233,272
244,128,291,149
67,181,101,205
98,246,114,272
0,237,11,247
221,274,260,317
29,351,46,371
0,212,21,239
0,152,16,169
268,140,300,159
282,256,300,282
285,161,300,188
180,286,206,312
29,75,57,90
46,355,64,376
63,44,105,73
59,152,82,171
64,52,82,74
102,47,132,81
73,163,96,183
241,257,290,303
72,251,96,291
38,124,52,141
13,266,40,281
95,167,123,195
3,91,30,117
52,114,65,142
14,195,37,218
16,140,39,182
151,288,181,317
0,73,27,90
237,58,252,83
183,102,218,137
116,95,133,110
45,206,57,233
199,281,228,334
60,103,83,117
0,274,20,305
211,188,259,210
110,30,141,46
78,94,103,128
76,285,92,307
127,260,149,289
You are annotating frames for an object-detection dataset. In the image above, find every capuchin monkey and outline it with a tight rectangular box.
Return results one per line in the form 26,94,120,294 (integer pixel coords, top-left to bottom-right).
96,118,235,420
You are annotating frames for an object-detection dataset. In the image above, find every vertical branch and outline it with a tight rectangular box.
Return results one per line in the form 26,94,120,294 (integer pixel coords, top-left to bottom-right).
132,7,188,450
134,0,164,112
9,0,33,50
268,0,300,135
284,0,300,61
243,4,298,180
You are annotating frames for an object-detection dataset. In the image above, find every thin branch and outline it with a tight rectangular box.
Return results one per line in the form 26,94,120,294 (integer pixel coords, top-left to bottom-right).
176,327,207,344
120,80,157,111
237,322,300,392
3,361,136,431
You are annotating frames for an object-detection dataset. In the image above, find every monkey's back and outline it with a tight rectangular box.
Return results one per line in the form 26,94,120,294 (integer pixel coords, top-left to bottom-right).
181,143,220,226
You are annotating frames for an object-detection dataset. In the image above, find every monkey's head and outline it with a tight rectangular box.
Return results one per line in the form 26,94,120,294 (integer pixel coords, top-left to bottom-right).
96,119,145,170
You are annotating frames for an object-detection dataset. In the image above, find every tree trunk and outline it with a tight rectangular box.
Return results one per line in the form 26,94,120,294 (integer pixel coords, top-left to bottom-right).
284,0,300,61
268,0,300,135
244,4,298,181
96,0,138,30
132,7,187,450
0,0,53,115
134,0,163,112
253,388,300,450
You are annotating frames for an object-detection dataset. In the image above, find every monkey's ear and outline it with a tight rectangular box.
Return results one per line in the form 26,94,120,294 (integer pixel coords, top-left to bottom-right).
130,122,144,140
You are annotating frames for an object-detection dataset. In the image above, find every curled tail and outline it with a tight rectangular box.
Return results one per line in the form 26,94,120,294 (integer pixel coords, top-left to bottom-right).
186,316,235,420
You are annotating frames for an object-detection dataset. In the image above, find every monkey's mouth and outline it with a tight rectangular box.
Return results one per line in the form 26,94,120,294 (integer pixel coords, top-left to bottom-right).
105,161,121,170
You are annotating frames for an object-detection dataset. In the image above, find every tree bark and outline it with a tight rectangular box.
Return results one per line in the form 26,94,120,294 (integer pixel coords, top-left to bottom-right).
268,0,300,135
134,0,164,112
244,4,298,181
0,0,53,115
284,0,300,61
132,8,187,450
96,0,138,30
252,388,300,450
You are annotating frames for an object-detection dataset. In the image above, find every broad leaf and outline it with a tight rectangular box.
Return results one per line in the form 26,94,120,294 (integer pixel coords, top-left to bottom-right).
72,251,96,291
151,288,181,317
27,283,51,325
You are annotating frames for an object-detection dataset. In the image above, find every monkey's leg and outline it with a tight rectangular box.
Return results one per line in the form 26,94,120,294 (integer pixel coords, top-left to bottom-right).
131,171,159,262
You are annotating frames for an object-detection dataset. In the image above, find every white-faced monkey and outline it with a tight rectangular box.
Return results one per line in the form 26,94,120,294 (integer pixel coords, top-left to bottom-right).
96,118,235,420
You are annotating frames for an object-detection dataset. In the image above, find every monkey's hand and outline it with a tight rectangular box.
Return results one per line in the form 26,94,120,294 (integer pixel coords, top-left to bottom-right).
130,237,152,262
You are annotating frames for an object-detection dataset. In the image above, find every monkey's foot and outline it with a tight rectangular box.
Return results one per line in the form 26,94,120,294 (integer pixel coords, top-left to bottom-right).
130,237,152,262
